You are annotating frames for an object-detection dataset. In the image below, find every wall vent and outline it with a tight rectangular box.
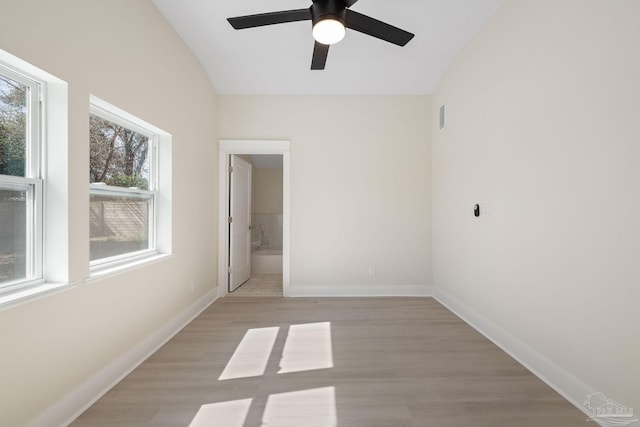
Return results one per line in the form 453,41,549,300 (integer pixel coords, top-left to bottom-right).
439,105,445,130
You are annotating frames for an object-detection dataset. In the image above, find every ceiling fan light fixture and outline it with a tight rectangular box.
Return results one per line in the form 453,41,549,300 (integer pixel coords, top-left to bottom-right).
312,18,345,45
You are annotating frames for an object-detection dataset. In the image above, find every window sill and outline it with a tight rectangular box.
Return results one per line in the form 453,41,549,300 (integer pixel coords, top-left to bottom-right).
86,253,174,285
0,281,76,311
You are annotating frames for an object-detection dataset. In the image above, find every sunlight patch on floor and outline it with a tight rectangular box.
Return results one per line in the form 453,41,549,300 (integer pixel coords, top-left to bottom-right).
262,386,337,427
218,327,279,380
215,323,336,424
189,398,252,427
278,322,334,374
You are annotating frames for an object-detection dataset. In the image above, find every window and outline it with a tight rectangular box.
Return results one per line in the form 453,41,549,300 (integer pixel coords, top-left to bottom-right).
89,103,159,268
0,64,43,290
0,49,69,308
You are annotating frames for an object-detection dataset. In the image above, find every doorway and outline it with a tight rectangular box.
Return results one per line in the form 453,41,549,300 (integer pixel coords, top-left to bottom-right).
218,140,290,297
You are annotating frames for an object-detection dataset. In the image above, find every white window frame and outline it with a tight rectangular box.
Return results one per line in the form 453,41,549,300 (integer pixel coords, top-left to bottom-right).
89,95,172,278
0,49,70,310
0,63,44,291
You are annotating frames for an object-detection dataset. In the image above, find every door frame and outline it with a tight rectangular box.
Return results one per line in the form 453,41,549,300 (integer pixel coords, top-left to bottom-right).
217,140,291,297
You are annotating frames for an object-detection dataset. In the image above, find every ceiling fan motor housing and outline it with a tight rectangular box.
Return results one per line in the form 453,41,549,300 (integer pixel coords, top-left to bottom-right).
310,0,347,27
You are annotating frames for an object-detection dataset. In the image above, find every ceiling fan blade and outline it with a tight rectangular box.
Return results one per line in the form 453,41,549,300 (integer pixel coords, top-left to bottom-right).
345,10,414,46
311,42,330,70
228,9,311,30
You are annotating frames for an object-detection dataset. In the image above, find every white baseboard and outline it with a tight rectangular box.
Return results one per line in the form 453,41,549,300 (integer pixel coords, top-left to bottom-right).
286,284,433,297
28,289,218,427
432,287,601,425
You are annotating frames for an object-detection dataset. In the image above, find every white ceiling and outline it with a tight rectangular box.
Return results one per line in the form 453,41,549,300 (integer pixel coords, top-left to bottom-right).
152,0,504,95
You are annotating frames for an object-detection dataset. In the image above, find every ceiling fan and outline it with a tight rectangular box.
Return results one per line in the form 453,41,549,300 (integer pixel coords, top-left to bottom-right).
227,0,414,70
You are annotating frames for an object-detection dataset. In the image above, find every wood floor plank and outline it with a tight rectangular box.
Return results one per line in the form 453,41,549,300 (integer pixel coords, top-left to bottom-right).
71,297,588,426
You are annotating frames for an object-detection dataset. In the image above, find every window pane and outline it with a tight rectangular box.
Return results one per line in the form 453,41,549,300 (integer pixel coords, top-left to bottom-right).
89,115,150,190
0,188,27,285
0,75,28,177
90,192,151,261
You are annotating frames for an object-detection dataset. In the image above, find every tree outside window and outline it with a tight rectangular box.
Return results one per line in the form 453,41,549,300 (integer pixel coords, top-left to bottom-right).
90,114,150,190
0,75,27,177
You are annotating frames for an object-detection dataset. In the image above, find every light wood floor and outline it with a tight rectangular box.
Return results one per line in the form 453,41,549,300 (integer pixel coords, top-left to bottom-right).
71,297,588,426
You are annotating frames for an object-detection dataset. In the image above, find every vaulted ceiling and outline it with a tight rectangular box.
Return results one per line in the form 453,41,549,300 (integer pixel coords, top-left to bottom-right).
152,0,504,95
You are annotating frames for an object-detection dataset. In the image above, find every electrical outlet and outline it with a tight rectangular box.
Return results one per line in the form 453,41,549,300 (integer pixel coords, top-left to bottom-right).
369,265,376,277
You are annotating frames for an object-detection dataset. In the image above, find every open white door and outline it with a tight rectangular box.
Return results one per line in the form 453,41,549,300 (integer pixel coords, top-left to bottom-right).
229,155,252,292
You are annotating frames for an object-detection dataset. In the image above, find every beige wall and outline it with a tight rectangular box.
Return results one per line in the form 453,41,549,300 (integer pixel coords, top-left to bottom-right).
253,168,283,214
219,95,432,289
433,0,640,412
236,155,284,214
0,1,218,425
